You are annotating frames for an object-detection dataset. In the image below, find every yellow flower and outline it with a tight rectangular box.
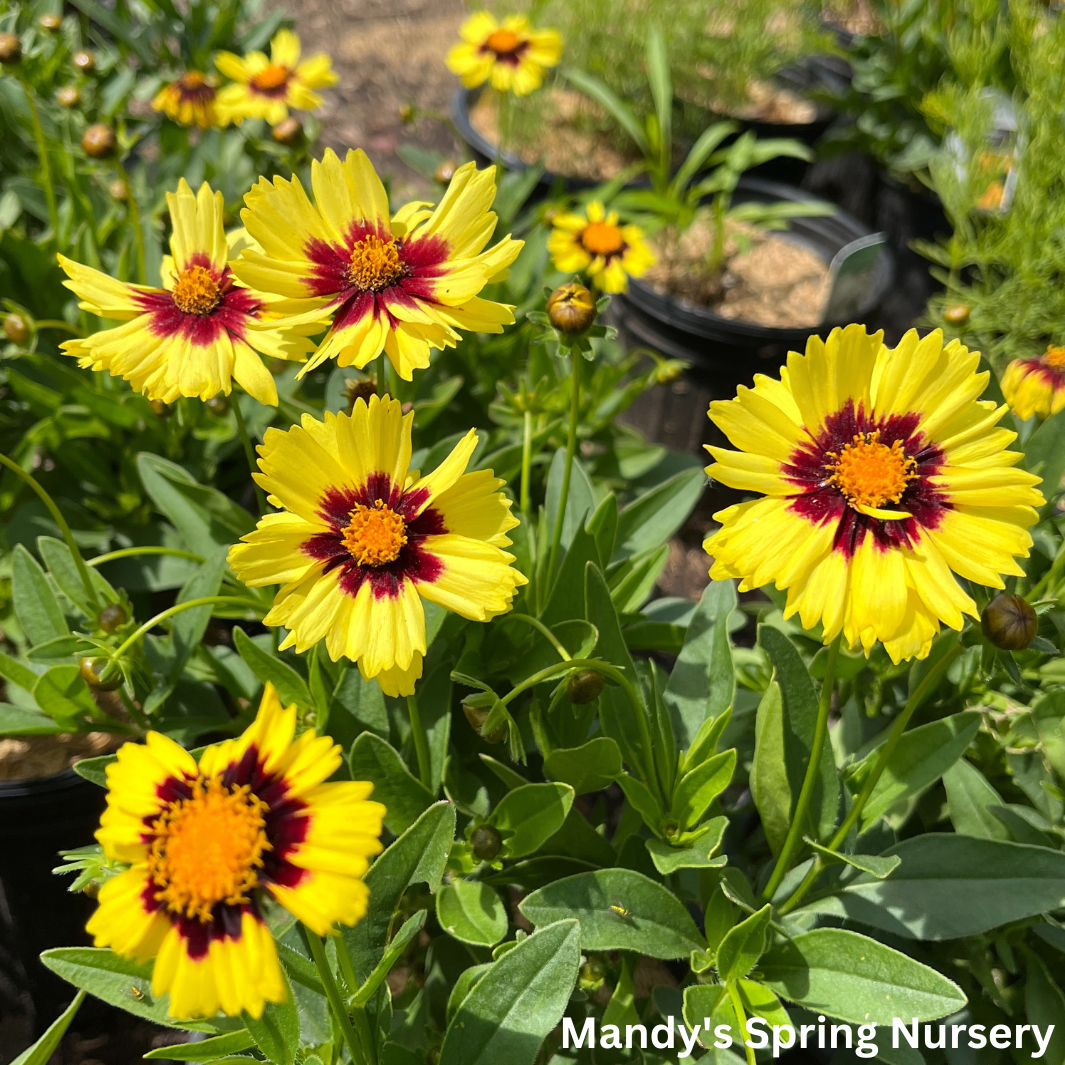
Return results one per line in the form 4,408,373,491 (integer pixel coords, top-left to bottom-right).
1001,344,1065,420
87,683,384,1020
215,29,337,126
231,150,523,381
704,325,1044,663
547,202,656,294
229,395,526,697
152,71,223,129
58,180,315,406
447,12,562,96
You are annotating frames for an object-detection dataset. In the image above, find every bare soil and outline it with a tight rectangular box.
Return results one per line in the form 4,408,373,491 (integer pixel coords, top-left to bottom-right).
0,732,117,782
644,217,830,327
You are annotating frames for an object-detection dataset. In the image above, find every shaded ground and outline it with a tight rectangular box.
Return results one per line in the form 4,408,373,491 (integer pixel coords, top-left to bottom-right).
286,0,467,198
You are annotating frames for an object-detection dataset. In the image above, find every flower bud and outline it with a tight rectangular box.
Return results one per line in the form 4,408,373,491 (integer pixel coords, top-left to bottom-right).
470,824,502,861
0,33,22,65
434,160,457,184
79,656,122,691
566,668,603,704
461,698,506,743
271,117,303,145
39,14,63,31
398,104,415,124
96,603,127,633
149,398,171,418
56,85,80,108
546,283,596,335
578,955,608,990
3,313,30,345
82,123,116,158
206,394,229,414
343,376,377,409
108,178,128,201
981,593,1038,651
72,50,95,73
943,303,970,326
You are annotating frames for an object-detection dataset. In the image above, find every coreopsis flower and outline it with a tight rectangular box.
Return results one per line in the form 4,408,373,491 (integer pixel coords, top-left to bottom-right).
58,180,314,405
87,683,384,1019
215,29,337,126
447,12,562,96
547,202,655,294
231,150,523,380
1001,344,1065,420
704,325,1044,663
152,71,222,129
228,395,526,696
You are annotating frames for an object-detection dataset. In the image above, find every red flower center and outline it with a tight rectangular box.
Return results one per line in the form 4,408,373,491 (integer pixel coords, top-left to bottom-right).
172,265,222,316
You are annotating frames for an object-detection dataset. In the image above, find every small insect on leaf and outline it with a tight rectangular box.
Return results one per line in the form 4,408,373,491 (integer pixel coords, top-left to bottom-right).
128,985,145,1000
608,899,633,920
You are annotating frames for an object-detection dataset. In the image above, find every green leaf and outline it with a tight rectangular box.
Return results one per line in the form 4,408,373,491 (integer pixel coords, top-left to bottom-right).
231,628,313,710
614,468,704,560
758,928,967,1023
646,817,728,874
350,732,434,835
645,27,672,162
543,737,622,795
11,990,85,1065
38,537,114,618
490,783,574,858
716,904,771,982
243,970,298,1065
170,548,227,682
519,869,704,958
351,910,426,1007
670,750,735,833
13,544,69,645
806,840,901,879
436,879,508,947
0,703,64,734
33,665,98,729
439,920,580,1065
801,835,1065,939
753,628,838,851
943,759,1010,839
616,771,664,834
144,1031,256,1060
136,453,255,556
664,580,736,751
852,711,981,828
545,449,595,553
1024,408,1065,509
1026,955,1065,1065
562,68,649,154
0,650,41,692
40,948,223,1031
343,801,456,983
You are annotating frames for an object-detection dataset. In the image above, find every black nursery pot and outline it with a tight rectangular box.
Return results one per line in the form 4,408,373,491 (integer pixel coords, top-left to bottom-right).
616,176,893,391
0,768,105,1027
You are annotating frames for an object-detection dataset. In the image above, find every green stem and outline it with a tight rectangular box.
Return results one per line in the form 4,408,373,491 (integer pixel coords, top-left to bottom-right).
34,319,83,336
88,546,204,567
114,160,147,285
0,451,100,613
546,354,580,587
100,596,261,683
1030,537,1065,599
232,398,268,515
17,73,59,242
305,928,369,1065
779,643,965,915
520,408,533,517
761,634,842,902
726,980,756,1065
505,614,571,661
335,932,361,1000
406,694,433,791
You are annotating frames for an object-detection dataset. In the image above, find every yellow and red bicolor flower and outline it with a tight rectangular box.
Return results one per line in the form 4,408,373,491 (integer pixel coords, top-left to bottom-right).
704,325,1044,663
215,29,337,126
231,150,523,381
447,12,562,96
87,683,384,1020
152,71,223,129
58,179,315,405
1001,344,1065,420
228,395,526,696
547,201,655,294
